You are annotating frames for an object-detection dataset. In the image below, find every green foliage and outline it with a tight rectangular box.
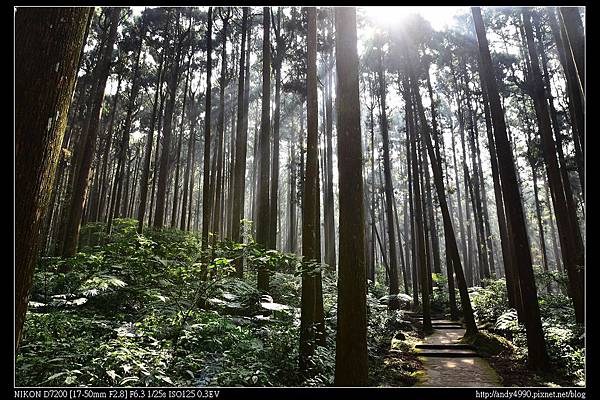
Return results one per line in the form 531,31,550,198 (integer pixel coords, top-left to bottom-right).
469,277,584,384
471,279,509,324
429,273,450,314
269,272,301,307
367,280,388,300
17,219,342,387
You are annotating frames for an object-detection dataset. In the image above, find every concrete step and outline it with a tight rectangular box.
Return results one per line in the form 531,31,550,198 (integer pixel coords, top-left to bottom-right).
416,343,476,351
431,323,464,327
417,349,480,357
432,325,464,330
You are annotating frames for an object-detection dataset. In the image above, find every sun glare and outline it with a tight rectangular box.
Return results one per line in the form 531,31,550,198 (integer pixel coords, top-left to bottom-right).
362,6,467,31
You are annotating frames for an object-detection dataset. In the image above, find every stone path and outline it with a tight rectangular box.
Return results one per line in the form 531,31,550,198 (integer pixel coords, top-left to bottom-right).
415,319,502,387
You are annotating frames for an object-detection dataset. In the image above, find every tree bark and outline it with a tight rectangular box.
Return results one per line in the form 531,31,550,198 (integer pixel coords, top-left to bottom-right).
201,7,214,251
473,7,548,369
154,11,182,229
522,8,584,323
256,7,272,290
62,8,120,257
15,6,91,350
231,7,249,251
333,7,368,386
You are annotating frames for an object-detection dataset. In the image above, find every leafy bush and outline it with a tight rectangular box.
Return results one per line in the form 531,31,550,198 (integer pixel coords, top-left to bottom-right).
471,278,509,324
269,272,301,307
17,219,341,387
469,277,585,385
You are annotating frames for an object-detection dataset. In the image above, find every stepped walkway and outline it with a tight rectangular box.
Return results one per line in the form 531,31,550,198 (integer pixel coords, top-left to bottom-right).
407,313,501,387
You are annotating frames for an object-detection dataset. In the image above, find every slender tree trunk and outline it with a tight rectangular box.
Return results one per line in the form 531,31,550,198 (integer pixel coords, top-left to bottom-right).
172,46,193,228
154,11,182,229
231,7,249,275
269,8,283,250
324,57,336,271
406,82,432,333
405,53,478,337
148,84,166,227
120,23,145,221
405,106,419,308
201,7,214,250
376,44,401,310
98,75,122,223
210,9,231,240
480,78,518,309
537,17,583,198
300,7,323,374
62,8,120,257
548,9,584,174
288,110,298,254
256,7,272,290
180,84,197,231
558,8,584,96
522,8,584,323
473,7,549,369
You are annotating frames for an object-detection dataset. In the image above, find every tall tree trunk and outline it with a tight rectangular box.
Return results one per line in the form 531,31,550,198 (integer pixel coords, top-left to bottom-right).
376,42,401,310
473,7,549,369
184,96,198,232
480,77,518,309
465,82,491,281
457,89,476,285
405,105,419,308
536,19,583,199
15,6,91,350
110,21,145,231
406,81,432,333
98,74,122,223
231,7,249,275
522,8,584,323
418,134,434,294
558,8,584,96
256,7,272,290
201,7,214,250
172,45,193,228
269,7,283,250
180,87,197,230
405,52,478,337
148,83,167,227
154,11,182,229
300,7,322,374
548,9,584,174
324,49,336,271
333,7,368,386
473,111,496,277
62,8,120,257
288,114,298,254
210,8,231,240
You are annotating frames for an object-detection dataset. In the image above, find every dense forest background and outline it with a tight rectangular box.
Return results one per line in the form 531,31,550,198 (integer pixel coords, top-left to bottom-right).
15,6,585,388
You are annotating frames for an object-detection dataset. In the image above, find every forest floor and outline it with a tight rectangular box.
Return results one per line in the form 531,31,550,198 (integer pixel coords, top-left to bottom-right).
414,322,502,387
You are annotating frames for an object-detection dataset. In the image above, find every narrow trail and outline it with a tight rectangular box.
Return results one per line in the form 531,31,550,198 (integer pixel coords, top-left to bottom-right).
414,318,502,387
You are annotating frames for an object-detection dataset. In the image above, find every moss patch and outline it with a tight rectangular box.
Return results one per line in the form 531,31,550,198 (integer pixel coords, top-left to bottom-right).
461,331,515,357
